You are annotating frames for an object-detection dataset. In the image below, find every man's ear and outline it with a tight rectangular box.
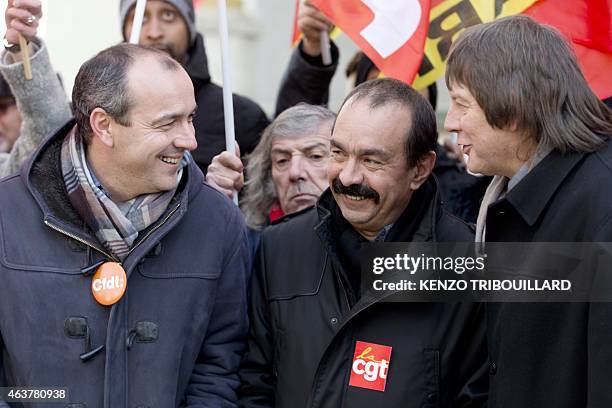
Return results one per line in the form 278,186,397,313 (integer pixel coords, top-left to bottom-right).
409,150,437,190
90,107,114,148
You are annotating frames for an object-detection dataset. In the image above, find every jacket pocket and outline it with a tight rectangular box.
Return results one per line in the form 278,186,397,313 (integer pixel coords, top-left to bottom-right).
422,348,440,408
136,252,221,280
272,327,284,379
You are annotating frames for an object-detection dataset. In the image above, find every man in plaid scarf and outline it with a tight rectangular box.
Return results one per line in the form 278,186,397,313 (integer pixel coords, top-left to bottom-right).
0,43,249,406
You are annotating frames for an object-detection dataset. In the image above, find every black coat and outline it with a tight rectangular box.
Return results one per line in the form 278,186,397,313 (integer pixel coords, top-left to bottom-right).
433,145,490,224
484,140,612,407
239,178,488,407
185,34,270,173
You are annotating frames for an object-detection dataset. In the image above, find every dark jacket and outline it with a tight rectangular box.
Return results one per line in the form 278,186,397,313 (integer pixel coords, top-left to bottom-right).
275,41,488,223
238,178,488,407
0,119,250,407
484,140,612,408
186,34,270,173
274,42,339,118
433,145,490,224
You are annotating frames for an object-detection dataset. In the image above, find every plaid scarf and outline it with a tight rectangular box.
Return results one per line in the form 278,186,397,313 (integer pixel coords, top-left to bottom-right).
61,126,185,261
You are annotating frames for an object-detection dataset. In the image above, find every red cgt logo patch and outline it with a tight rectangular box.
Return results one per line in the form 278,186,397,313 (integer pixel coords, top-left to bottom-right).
349,341,392,392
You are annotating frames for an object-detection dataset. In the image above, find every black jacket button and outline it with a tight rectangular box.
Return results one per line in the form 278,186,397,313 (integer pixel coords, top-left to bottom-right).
490,362,497,375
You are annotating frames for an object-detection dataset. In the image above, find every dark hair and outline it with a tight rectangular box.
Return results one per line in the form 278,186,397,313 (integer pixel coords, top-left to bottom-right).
72,43,181,144
446,15,612,153
337,78,437,167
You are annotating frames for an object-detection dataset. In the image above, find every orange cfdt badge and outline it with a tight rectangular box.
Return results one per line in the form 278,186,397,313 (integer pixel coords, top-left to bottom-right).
91,262,127,306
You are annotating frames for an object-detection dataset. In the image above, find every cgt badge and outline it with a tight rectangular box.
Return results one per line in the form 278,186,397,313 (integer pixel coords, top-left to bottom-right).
91,262,126,306
349,340,392,392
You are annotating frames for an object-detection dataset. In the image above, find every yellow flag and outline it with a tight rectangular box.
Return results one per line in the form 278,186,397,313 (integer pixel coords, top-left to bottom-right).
412,0,537,89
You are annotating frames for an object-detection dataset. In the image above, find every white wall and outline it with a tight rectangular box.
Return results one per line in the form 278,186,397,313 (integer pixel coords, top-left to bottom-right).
0,0,121,97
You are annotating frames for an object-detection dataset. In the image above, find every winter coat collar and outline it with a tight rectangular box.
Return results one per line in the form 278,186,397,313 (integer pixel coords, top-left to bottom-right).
183,33,211,88
314,175,443,247
21,119,203,260
499,149,587,227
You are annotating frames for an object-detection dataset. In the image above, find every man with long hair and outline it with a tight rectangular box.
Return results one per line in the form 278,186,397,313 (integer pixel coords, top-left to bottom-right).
445,15,612,407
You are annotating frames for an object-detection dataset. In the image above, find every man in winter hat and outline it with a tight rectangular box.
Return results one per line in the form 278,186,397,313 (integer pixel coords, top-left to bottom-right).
120,0,270,174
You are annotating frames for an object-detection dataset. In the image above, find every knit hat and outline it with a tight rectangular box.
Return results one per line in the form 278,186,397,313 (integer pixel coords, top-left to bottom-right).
119,0,197,46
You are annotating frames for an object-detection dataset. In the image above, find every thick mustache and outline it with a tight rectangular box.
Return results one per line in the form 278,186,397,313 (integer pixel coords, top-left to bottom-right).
331,178,380,203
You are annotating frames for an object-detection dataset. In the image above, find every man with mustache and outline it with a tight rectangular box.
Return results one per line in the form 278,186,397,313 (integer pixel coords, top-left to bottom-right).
121,0,269,173
238,78,488,407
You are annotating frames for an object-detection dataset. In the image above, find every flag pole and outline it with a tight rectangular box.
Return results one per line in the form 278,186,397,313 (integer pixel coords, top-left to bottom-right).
129,0,147,44
218,0,238,205
18,34,32,80
320,30,332,65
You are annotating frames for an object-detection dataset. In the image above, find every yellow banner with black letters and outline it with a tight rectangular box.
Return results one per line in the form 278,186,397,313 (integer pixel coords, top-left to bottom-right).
412,0,537,89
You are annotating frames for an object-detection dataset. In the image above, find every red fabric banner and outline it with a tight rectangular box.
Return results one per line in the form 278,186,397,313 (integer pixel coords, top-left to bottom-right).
524,0,612,100
309,0,431,85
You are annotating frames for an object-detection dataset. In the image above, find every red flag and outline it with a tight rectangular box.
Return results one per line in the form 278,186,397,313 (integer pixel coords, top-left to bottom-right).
524,0,612,100
291,0,301,46
309,0,431,85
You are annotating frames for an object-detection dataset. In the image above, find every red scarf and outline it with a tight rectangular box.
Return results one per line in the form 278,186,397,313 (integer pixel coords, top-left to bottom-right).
269,201,285,223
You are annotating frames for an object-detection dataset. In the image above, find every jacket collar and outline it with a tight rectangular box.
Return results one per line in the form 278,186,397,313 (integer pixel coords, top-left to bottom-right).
500,149,586,226
22,119,202,259
183,33,211,88
314,175,444,246
312,177,446,321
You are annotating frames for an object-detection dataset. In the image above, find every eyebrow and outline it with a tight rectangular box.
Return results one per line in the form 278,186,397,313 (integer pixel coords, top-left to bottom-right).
361,148,391,161
331,139,391,160
330,139,345,151
270,147,292,155
449,91,469,103
150,108,197,127
301,141,329,151
271,141,329,155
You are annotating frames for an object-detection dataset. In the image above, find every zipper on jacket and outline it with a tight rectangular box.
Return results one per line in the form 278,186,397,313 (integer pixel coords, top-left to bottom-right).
44,218,117,262
336,271,351,311
44,202,181,265
125,203,181,258
308,290,397,407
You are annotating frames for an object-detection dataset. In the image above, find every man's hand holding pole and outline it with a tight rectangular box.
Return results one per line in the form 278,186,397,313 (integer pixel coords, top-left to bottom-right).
298,0,333,64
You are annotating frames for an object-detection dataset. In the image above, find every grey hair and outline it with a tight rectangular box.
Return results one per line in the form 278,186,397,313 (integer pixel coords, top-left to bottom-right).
72,43,181,144
241,103,336,229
